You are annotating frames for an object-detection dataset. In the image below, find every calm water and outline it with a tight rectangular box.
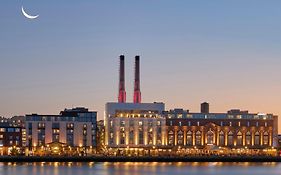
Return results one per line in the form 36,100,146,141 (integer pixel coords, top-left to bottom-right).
0,162,280,175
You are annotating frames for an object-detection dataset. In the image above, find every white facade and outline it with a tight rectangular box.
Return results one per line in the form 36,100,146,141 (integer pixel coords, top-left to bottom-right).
105,102,166,148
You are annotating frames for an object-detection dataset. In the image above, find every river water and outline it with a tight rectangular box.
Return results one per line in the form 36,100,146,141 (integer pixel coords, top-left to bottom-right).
0,162,279,175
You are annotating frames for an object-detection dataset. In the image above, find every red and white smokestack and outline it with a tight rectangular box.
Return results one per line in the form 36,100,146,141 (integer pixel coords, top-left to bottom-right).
133,55,141,103
118,55,126,103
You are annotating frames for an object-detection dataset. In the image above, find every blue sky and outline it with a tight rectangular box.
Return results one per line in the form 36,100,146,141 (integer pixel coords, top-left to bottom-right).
0,1,281,130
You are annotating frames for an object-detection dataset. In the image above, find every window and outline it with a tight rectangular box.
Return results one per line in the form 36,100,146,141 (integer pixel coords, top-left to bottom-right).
219,131,225,146
177,130,183,145
129,129,134,144
168,131,174,146
138,126,144,145
263,131,269,145
7,128,15,132
254,131,260,145
148,127,153,145
52,123,60,129
237,131,242,146
195,131,201,146
206,130,214,145
157,121,161,126
186,131,192,146
246,131,251,146
227,131,234,146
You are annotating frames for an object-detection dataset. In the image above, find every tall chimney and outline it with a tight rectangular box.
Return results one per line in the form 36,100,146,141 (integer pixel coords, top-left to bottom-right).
133,55,141,103
118,55,126,103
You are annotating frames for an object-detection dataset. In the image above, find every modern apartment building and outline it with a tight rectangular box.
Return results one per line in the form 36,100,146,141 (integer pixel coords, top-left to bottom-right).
25,107,97,155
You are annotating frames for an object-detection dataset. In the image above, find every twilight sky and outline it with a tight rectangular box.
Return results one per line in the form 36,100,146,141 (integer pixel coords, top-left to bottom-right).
0,1,281,131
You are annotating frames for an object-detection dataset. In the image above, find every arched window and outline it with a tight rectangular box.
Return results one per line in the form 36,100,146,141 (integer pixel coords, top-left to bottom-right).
219,131,225,146
177,130,184,145
206,130,214,145
246,131,251,146
195,131,201,146
228,131,234,146
237,131,242,146
263,131,269,145
254,131,260,145
168,131,174,146
186,131,193,146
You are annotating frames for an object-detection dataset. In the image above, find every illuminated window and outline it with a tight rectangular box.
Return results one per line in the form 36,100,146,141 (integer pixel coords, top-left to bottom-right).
177,130,183,145
254,131,260,145
263,131,269,145
237,131,242,146
228,131,234,146
206,130,214,145
148,127,153,145
129,129,134,144
195,131,201,146
157,121,161,126
219,131,225,146
246,131,251,146
186,131,192,146
168,131,174,146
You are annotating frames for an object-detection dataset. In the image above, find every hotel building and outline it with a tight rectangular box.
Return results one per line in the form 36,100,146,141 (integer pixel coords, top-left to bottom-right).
164,103,278,155
105,102,166,155
25,107,97,155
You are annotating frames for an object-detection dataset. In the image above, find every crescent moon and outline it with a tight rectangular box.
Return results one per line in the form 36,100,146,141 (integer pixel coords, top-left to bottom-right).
21,6,39,19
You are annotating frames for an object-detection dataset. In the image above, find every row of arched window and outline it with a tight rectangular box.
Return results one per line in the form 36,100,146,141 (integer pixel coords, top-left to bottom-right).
168,130,270,147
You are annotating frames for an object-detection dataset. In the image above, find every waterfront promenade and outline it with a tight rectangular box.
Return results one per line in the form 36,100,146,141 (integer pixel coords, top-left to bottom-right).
0,156,281,162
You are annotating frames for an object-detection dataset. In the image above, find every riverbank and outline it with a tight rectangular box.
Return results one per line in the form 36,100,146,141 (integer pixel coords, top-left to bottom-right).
0,156,281,162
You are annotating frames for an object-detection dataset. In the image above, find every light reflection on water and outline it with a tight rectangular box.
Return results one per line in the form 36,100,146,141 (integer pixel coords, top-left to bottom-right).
0,162,279,175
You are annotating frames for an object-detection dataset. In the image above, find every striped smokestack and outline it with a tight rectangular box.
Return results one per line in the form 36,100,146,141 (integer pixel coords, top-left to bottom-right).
133,55,141,103
118,55,126,103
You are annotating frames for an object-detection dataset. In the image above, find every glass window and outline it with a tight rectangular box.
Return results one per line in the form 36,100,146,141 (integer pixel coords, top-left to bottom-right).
263,131,269,145
195,131,201,146
227,131,233,146
237,131,243,146
186,131,192,146
177,130,183,145
254,131,260,145
246,131,251,146
168,131,174,146
206,130,214,145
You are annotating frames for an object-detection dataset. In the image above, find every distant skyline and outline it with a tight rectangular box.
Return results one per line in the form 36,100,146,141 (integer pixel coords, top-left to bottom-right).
0,1,281,132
